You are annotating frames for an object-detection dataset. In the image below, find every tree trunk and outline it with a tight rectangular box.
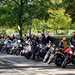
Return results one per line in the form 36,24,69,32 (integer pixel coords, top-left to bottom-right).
18,0,23,40
29,17,32,38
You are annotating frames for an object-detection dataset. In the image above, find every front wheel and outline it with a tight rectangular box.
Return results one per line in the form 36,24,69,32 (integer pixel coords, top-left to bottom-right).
55,54,64,67
47,54,54,64
61,55,68,68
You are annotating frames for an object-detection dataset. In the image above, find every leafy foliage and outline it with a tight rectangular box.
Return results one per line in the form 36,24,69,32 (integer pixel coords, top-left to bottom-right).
0,0,74,35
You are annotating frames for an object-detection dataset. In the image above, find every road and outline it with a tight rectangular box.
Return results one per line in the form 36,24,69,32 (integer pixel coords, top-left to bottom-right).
0,54,75,75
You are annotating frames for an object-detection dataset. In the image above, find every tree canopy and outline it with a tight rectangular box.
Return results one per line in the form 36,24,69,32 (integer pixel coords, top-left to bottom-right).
0,0,74,36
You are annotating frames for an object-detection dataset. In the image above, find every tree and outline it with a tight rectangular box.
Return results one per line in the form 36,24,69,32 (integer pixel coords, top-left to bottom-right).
0,0,73,35
0,0,25,39
48,8,72,34
0,0,50,36
62,0,75,22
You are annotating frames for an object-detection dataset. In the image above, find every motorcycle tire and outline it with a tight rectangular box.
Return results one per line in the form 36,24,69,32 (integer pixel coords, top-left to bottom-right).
43,51,50,63
47,54,54,64
61,55,68,68
25,52,32,59
55,54,64,67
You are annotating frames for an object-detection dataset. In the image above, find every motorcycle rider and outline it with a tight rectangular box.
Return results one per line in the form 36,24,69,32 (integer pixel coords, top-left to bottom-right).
31,35,38,60
59,36,69,52
41,33,46,45
70,32,75,52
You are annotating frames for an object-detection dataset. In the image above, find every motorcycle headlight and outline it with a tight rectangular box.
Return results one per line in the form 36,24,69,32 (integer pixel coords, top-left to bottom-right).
18,40,21,43
40,44,42,48
4,41,7,44
22,50,25,53
70,45,74,48
47,44,51,48
69,51,73,54
20,44,22,47
26,41,28,44
12,47,14,49
51,47,54,50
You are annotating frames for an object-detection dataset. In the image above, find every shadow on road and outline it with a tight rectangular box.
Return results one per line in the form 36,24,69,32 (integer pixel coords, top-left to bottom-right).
0,55,75,70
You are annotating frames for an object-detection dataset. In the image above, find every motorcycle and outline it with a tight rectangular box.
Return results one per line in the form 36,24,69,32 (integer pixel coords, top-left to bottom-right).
39,44,49,60
47,47,58,64
61,44,75,68
61,47,73,68
20,40,32,59
43,43,56,63
54,48,65,66
54,46,74,68
2,40,12,54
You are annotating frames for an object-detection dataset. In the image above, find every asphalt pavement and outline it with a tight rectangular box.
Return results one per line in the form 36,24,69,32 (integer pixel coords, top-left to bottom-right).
0,54,75,75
